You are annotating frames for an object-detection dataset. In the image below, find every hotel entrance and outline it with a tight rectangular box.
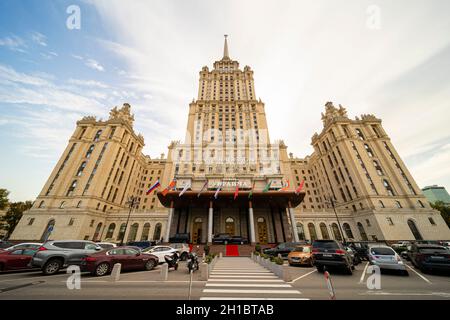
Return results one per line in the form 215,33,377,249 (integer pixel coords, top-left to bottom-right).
192,217,203,244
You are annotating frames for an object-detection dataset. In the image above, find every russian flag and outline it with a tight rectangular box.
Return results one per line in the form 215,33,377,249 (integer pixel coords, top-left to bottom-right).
146,180,161,195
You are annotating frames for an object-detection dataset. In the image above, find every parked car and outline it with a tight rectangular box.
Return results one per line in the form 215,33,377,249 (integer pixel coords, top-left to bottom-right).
409,244,450,273
81,246,159,276
212,233,233,244
3,243,42,251
0,248,38,272
264,242,305,258
169,233,190,243
347,241,388,261
391,241,411,249
31,240,103,275
287,245,313,266
230,236,248,244
344,246,361,265
141,245,179,263
96,242,117,250
170,243,190,261
368,245,408,275
126,241,156,249
312,240,354,274
0,241,13,249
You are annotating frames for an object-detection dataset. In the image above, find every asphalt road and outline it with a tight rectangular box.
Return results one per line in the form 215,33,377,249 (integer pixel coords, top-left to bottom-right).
0,259,449,300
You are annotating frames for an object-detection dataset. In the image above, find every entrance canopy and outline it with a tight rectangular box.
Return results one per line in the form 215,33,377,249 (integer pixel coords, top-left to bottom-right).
157,191,305,209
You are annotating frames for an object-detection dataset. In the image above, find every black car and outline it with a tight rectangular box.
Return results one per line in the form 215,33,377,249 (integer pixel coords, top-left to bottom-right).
312,240,354,274
212,234,233,244
264,242,306,258
169,233,190,243
126,241,156,249
409,244,450,273
229,236,248,245
347,241,388,261
0,241,13,249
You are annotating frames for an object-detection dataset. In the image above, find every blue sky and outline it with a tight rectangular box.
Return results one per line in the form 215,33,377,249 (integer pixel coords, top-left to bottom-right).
1,0,450,202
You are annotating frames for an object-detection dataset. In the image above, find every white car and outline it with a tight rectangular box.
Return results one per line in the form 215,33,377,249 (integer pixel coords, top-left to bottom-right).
142,245,179,263
169,243,190,261
4,242,42,251
96,242,117,249
368,245,408,275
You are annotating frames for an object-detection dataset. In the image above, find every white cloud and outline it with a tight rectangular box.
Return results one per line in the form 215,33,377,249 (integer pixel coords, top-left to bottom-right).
31,32,47,47
68,78,109,89
85,58,105,72
0,35,27,53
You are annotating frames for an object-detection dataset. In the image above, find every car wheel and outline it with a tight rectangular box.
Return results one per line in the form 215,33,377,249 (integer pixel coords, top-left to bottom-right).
94,263,110,277
316,265,324,273
346,264,353,275
43,258,62,275
144,259,156,271
401,270,409,276
0,263,3,272
180,252,188,261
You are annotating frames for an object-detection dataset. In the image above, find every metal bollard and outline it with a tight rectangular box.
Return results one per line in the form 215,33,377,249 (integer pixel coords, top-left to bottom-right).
282,264,291,282
111,263,121,282
160,263,168,281
219,252,223,258
200,262,208,281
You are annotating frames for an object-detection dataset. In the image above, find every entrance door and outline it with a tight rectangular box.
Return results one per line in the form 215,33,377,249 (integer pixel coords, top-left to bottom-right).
257,217,268,244
225,217,235,236
192,218,202,244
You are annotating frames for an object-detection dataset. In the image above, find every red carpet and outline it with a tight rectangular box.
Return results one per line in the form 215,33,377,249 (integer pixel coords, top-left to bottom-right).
225,245,239,256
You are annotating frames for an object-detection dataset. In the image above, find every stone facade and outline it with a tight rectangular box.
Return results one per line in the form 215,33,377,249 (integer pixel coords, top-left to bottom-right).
10,37,450,243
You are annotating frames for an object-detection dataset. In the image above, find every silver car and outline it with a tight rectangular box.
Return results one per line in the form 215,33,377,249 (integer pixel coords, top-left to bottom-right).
31,240,102,275
368,245,408,275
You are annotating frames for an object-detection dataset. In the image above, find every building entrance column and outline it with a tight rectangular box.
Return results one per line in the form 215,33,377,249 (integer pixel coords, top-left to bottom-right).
288,201,300,243
248,201,256,245
164,201,174,243
207,201,213,244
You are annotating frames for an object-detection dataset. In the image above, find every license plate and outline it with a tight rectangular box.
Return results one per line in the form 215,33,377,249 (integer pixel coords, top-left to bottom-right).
431,256,444,259
323,254,333,257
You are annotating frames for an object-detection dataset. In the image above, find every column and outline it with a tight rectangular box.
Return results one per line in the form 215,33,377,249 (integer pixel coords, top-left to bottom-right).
208,201,213,244
248,201,256,244
165,201,174,243
288,201,300,243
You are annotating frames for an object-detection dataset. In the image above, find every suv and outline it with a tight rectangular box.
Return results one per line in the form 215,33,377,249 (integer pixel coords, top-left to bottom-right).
264,242,306,258
312,240,354,274
169,233,190,243
31,240,102,275
170,243,190,261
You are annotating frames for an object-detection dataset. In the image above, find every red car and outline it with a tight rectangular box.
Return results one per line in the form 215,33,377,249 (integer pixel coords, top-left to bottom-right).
0,248,38,272
82,246,158,276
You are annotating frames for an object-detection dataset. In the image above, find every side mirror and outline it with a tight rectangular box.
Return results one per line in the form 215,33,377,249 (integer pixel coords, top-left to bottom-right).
95,246,102,251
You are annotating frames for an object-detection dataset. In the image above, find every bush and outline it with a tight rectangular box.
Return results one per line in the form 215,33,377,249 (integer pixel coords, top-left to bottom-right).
272,257,284,265
253,250,260,256
255,244,261,253
204,253,217,264
204,244,210,256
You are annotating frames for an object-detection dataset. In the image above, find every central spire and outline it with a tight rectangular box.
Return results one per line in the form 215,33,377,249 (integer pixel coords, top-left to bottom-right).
223,34,230,60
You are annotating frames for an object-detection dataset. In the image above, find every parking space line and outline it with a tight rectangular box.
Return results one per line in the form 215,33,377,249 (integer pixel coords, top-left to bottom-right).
203,289,301,294
359,262,369,284
200,297,310,300
0,273,68,283
405,265,432,284
289,269,317,283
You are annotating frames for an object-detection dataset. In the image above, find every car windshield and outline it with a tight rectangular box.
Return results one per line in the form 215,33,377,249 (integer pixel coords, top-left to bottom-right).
142,246,155,252
313,241,339,249
294,247,311,253
418,247,447,253
370,247,394,255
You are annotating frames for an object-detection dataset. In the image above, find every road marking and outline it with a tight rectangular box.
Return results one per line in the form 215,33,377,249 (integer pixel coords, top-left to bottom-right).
207,279,284,282
211,272,273,275
0,273,68,283
405,265,432,284
360,291,450,298
209,275,278,278
359,262,369,284
289,269,317,283
203,289,301,294
206,283,291,288
200,297,310,300
73,280,207,283
0,280,45,293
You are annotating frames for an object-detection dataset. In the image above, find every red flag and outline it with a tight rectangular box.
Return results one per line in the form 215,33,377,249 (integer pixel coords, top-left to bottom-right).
234,185,239,200
161,179,176,197
295,180,305,195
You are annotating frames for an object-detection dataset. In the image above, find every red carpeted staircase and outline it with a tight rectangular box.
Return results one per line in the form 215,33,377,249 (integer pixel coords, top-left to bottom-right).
225,244,240,256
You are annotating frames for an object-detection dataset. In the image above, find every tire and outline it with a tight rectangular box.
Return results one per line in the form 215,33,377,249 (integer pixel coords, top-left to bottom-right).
43,258,62,275
401,270,409,276
94,262,110,277
0,263,4,272
345,264,353,275
316,265,324,273
174,264,178,271
180,252,188,261
144,259,156,271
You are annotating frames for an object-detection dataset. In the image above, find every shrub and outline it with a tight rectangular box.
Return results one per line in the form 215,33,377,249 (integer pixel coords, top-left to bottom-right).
255,244,261,253
273,257,284,265
204,244,210,256
204,253,217,264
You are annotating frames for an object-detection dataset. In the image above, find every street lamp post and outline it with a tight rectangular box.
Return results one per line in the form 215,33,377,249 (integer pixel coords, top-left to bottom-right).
119,196,140,246
326,197,347,245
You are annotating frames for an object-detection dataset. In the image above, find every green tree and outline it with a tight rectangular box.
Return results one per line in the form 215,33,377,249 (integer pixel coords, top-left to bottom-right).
0,201,33,239
431,201,450,228
0,188,9,210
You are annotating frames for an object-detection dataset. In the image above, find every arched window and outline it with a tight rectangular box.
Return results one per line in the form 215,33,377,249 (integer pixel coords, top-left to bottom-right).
40,219,55,241
395,200,402,208
357,222,368,241
105,223,116,239
383,179,395,196
127,223,139,241
331,223,342,241
86,145,95,158
364,144,374,157
93,222,103,241
76,200,82,208
153,223,162,240
141,223,150,241
308,223,317,241
373,160,383,175
76,161,87,176
296,223,305,241
66,180,77,196
320,223,330,240
356,129,365,140
407,219,423,240
59,201,66,209
38,200,45,208
94,129,103,142
117,223,126,241
343,223,354,239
